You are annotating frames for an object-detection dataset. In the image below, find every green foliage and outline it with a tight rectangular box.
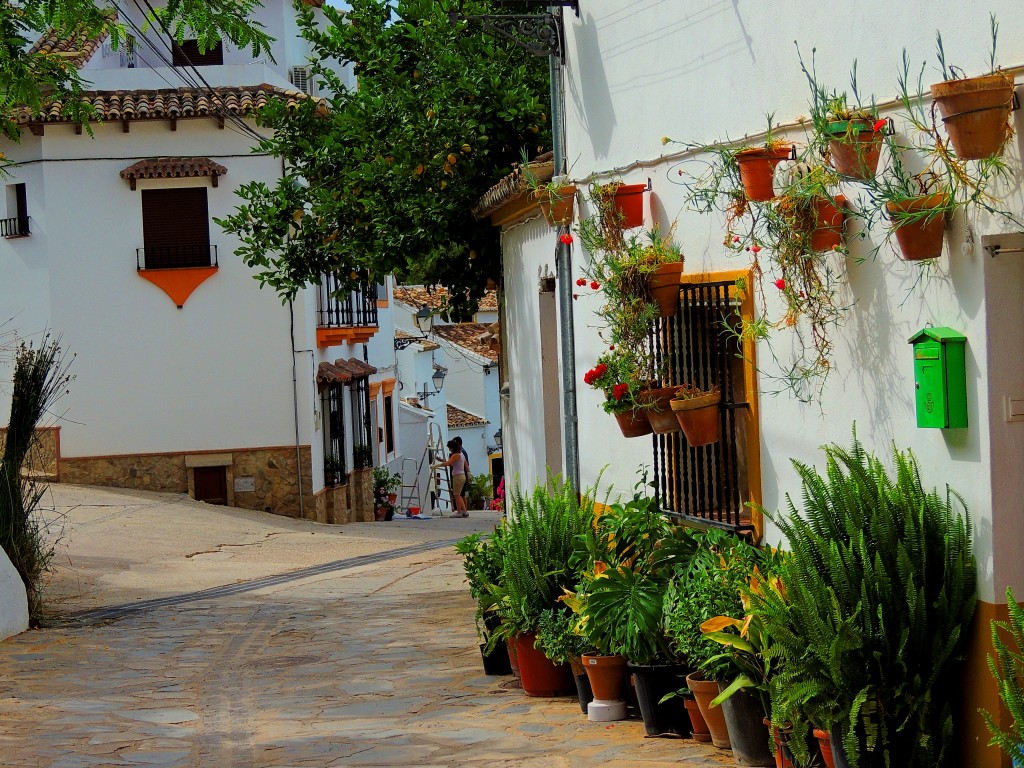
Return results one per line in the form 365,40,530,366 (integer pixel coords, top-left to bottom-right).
464,472,492,510
536,607,591,665
753,428,977,768
218,0,550,319
1,0,271,143
490,474,598,642
663,528,767,679
570,478,697,664
455,525,506,636
0,335,73,623
982,588,1024,764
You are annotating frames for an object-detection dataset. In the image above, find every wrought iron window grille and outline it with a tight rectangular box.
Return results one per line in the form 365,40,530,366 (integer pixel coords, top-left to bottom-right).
136,245,217,270
651,279,754,533
446,1,579,60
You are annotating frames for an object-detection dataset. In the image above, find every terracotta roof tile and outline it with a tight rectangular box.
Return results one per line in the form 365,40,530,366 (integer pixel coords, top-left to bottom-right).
431,323,500,363
120,157,227,190
21,84,311,126
447,404,488,429
316,357,378,386
28,18,113,68
472,152,553,220
392,285,498,314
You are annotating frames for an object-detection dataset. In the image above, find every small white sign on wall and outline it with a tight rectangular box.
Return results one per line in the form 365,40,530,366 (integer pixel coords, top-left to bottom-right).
234,476,256,493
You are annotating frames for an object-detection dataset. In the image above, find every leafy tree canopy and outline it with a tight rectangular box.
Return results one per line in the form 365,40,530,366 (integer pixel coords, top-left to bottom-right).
1,0,273,136
218,0,551,319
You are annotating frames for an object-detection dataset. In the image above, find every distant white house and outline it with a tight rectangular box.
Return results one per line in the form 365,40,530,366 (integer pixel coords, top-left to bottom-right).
0,1,403,524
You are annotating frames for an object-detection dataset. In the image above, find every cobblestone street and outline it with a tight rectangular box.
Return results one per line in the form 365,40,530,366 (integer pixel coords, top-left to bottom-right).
0,486,731,767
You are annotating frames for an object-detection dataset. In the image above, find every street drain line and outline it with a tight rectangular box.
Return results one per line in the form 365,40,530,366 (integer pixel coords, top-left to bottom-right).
47,538,459,627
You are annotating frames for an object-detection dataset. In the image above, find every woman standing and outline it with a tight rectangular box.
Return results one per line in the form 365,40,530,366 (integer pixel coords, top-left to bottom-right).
434,439,469,517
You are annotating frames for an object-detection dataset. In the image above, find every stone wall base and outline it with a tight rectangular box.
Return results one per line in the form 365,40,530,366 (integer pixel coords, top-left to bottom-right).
59,445,315,519
315,467,374,525
0,427,60,479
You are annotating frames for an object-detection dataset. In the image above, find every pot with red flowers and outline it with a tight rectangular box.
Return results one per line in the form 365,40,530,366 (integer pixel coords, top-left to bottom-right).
583,348,652,438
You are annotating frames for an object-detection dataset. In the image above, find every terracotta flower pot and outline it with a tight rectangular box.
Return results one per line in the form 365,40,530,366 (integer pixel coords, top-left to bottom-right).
807,195,846,252
814,728,836,768
612,183,646,228
648,262,684,317
686,672,731,749
826,119,883,180
931,73,1016,159
581,653,628,701
535,185,577,227
512,632,575,697
613,408,653,439
885,193,948,261
670,390,721,447
685,696,712,742
637,386,681,435
736,145,793,202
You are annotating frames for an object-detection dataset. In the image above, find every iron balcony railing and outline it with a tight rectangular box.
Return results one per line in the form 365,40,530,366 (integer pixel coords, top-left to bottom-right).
1,216,31,238
317,274,379,328
136,245,218,270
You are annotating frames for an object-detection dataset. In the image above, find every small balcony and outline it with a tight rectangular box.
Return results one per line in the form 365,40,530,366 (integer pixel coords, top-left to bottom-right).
1,216,31,238
136,245,218,271
316,275,380,347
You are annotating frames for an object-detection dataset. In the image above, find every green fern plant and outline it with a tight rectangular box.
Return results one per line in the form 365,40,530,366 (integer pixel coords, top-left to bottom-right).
753,428,977,768
981,588,1024,765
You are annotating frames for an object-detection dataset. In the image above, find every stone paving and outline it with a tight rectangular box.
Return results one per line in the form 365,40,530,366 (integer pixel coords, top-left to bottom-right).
0,485,735,767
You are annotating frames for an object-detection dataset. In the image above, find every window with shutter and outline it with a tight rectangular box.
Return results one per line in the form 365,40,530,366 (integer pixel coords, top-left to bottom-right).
171,39,224,67
140,187,211,269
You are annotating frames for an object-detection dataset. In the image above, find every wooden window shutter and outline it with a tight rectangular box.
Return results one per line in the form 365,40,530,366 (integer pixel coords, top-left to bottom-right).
141,187,210,269
172,39,224,67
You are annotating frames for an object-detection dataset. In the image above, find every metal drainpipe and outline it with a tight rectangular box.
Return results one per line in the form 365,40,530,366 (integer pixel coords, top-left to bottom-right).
550,32,580,492
288,299,306,518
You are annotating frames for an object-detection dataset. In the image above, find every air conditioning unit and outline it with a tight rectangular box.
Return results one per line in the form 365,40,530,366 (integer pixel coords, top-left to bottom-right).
290,66,316,95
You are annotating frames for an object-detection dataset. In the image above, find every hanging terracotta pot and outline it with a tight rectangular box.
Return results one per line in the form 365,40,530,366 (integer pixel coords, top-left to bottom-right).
736,145,793,202
670,389,721,447
686,672,731,749
535,185,577,227
885,193,948,261
930,73,1016,159
807,194,846,252
685,696,712,743
581,653,628,701
637,386,681,435
826,119,883,180
814,728,836,768
647,261,683,317
512,632,575,697
611,183,646,228
613,408,653,439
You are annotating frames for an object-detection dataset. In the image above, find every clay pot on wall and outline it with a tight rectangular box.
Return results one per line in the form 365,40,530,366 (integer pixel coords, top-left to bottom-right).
826,119,884,180
885,193,948,261
648,262,684,317
612,183,647,228
613,409,654,439
637,386,682,435
535,185,577,227
930,73,1016,159
807,195,847,252
671,389,721,447
736,145,794,202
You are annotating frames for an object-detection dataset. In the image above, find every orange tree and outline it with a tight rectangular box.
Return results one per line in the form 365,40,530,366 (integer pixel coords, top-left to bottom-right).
218,0,550,319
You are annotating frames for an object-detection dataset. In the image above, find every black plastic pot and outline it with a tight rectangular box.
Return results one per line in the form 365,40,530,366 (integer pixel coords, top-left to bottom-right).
718,686,772,766
480,641,512,676
573,672,594,714
628,662,691,737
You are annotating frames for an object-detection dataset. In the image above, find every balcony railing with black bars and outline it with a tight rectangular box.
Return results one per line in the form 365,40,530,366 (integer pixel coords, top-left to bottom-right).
136,245,218,270
1,216,31,238
317,274,379,328
651,279,754,533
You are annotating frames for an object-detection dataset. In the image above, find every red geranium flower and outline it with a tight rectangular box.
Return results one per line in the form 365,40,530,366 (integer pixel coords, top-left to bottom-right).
872,118,887,133
590,281,600,290
775,278,786,290
560,233,574,245
612,383,629,401
751,244,761,254
576,277,586,287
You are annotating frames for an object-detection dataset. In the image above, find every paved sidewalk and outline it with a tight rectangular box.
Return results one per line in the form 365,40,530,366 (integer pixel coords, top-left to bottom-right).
0,485,733,767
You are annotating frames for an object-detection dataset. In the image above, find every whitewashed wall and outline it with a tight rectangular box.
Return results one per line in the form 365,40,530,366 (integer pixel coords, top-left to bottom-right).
518,1,1024,602
0,548,28,642
0,120,318,460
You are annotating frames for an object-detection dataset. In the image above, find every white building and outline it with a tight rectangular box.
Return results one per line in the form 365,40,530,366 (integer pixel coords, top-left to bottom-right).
485,4,1024,766
0,1,401,524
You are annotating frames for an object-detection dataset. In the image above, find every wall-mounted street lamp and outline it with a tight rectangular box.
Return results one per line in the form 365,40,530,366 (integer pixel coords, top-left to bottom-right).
395,304,434,350
419,365,447,403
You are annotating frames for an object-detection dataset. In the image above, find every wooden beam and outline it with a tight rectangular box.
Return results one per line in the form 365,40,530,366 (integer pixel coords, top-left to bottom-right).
170,118,177,132
122,120,130,133
28,124,44,137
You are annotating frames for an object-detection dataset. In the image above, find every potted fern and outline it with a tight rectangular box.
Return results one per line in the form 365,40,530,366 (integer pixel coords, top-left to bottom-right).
752,429,978,768
981,587,1024,767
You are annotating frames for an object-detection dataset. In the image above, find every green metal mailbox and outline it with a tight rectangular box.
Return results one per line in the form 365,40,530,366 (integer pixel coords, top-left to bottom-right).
908,327,967,429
